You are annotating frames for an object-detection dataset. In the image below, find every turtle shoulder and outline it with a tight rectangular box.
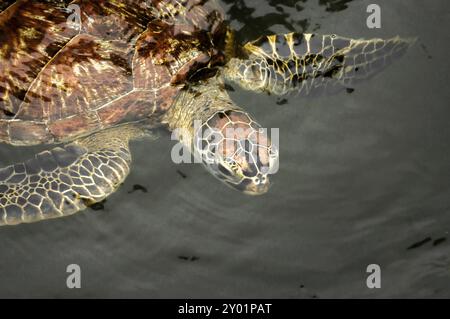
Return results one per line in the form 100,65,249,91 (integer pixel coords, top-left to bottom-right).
141,0,228,85
124,0,230,126
0,1,155,145
0,0,228,146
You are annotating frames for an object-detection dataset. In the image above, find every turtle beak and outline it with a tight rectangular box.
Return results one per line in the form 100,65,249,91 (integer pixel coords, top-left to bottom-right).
231,175,270,195
243,182,270,195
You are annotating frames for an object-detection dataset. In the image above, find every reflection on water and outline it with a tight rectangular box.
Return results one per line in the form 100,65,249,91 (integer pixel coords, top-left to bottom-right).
0,0,450,298
223,0,354,43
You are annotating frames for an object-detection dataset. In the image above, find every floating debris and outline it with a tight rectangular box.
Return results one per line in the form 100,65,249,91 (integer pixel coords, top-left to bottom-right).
89,200,106,211
420,43,432,59
128,184,148,194
177,169,188,179
178,255,199,262
276,98,289,105
433,237,446,246
407,237,432,250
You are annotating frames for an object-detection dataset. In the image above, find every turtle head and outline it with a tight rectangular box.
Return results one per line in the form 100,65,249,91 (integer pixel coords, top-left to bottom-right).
194,110,278,195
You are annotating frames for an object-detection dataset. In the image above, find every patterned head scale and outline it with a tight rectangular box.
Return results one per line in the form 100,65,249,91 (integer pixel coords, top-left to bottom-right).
194,110,278,195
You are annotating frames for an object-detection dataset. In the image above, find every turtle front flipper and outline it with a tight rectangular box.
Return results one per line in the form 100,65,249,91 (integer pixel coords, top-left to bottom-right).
224,33,415,96
0,125,144,226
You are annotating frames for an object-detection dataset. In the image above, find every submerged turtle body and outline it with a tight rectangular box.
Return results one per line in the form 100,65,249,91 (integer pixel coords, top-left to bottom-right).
0,0,414,225
0,0,226,145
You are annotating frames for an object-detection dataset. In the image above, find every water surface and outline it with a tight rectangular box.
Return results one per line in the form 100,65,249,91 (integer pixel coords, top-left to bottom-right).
0,0,449,298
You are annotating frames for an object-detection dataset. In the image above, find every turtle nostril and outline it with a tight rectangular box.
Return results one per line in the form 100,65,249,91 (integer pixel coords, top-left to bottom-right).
253,173,268,185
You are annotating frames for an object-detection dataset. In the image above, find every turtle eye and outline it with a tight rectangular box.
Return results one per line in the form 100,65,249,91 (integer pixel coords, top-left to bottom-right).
216,160,243,184
218,163,234,177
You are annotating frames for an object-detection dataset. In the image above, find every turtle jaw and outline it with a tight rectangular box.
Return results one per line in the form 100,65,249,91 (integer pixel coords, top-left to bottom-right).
236,177,270,196
244,185,270,196
210,166,271,195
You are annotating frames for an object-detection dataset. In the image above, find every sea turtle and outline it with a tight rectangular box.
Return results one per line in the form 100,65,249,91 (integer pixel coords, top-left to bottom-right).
0,0,413,226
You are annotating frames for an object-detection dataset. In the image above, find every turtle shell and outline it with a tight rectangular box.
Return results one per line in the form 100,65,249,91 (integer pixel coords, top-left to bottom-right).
0,0,227,145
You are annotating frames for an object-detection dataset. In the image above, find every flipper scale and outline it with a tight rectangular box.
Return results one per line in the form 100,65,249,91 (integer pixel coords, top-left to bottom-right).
225,33,415,96
0,125,143,225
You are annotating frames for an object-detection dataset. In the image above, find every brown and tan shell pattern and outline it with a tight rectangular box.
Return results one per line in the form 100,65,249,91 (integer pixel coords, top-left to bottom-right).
0,0,227,146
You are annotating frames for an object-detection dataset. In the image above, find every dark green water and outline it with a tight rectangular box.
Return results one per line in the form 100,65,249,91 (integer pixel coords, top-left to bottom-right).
0,0,449,298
